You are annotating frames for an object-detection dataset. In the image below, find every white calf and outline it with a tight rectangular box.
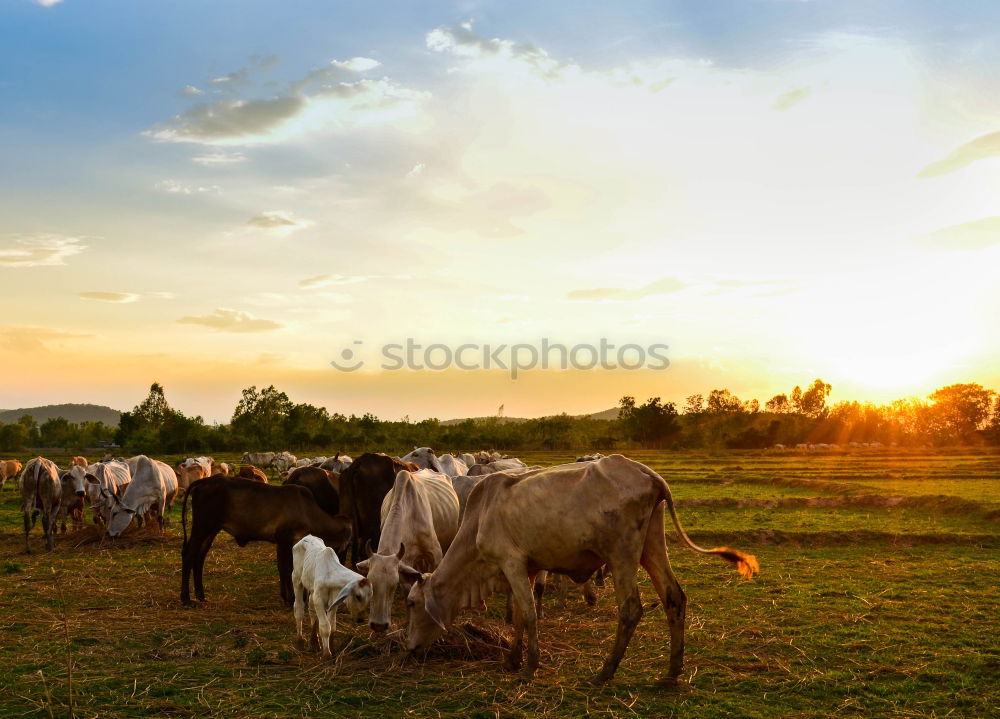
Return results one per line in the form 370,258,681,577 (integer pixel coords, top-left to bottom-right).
292,535,371,656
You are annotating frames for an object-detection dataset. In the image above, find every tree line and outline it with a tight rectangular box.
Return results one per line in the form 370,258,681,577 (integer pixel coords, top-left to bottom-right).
1,380,998,454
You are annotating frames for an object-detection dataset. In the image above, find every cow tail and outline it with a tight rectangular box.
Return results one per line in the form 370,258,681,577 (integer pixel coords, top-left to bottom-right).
644,464,759,578
181,480,193,552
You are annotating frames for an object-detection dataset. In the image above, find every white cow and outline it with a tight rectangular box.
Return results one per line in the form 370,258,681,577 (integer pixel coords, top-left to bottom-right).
107,456,178,536
321,455,353,473
402,447,468,477
56,467,88,533
84,460,131,524
272,451,297,473
355,469,460,632
241,451,276,467
292,535,371,656
457,453,477,469
21,457,63,552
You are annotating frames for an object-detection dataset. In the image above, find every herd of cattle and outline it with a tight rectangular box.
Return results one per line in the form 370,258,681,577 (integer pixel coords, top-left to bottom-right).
3,448,758,683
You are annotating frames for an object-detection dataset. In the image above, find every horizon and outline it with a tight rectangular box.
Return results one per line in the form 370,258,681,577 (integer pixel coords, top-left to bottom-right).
2,1,999,423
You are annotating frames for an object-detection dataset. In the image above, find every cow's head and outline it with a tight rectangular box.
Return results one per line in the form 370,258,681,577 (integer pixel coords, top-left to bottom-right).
106,501,134,537
405,573,447,652
355,541,421,633
330,576,372,623
66,465,87,497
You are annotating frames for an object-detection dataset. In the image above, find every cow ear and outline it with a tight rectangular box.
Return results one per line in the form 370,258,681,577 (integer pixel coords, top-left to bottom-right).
355,559,370,574
357,577,369,588
396,542,405,560
85,474,98,484
331,582,354,607
398,563,422,585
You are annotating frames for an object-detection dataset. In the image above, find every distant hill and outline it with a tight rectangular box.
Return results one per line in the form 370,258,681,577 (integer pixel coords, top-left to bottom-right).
441,408,618,426
0,403,122,426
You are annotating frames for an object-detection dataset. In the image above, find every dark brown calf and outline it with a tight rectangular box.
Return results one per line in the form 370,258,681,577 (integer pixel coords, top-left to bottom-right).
180,475,352,606
284,467,340,516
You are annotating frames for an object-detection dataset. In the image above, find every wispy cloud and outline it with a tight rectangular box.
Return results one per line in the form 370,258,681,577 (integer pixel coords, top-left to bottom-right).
914,216,1000,251
565,277,688,302
773,87,810,111
79,291,140,303
0,326,89,353
298,273,368,289
246,211,312,233
0,235,87,268
426,21,566,77
181,85,204,97
918,130,1000,178
191,151,246,166
155,179,222,194
177,308,282,333
33,0,64,7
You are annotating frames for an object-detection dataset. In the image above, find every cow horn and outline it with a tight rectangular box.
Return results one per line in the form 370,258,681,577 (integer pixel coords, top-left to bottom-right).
397,542,405,560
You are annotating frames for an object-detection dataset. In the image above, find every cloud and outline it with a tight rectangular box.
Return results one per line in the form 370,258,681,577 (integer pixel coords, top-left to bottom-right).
914,216,1000,251
298,273,367,289
181,85,204,96
246,211,312,233
146,291,176,300
79,291,140,303
33,0,63,6
177,308,282,333
0,234,87,268
565,277,688,302
773,87,810,111
426,21,566,77
155,179,222,194
0,326,89,353
918,130,1000,178
191,151,246,166
406,163,426,179
146,57,426,145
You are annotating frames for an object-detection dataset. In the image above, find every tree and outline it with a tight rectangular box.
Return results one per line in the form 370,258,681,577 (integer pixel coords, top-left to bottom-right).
766,394,791,413
683,394,704,415
795,379,832,418
231,385,293,448
705,389,746,414
927,383,995,443
619,396,679,447
133,382,173,429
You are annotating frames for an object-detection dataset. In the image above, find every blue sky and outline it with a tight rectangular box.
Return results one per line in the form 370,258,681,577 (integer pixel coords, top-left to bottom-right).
2,0,999,420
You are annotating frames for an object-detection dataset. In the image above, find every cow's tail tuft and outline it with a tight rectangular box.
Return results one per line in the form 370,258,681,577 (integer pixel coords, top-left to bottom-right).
643,462,759,579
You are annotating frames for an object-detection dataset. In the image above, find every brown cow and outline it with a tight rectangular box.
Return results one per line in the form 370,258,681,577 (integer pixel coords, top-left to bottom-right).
70,456,89,468
180,476,353,606
236,465,269,483
405,455,758,683
175,460,210,493
2,459,24,490
285,466,341,516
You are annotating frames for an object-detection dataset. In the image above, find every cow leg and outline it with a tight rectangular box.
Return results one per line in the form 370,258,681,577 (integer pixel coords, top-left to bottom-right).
22,511,31,554
293,585,308,641
188,530,218,603
640,507,687,680
503,597,525,671
318,604,334,658
502,564,539,680
582,579,599,607
533,571,546,620
591,558,643,685
276,542,294,606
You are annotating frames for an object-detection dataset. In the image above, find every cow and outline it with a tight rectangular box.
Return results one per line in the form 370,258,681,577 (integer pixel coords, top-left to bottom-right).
237,465,269,483
180,476,353,606
107,456,178,536
84,460,131,524
355,469,459,632
402,447,469,477
285,466,341,516
272,451,297,473
405,455,758,683
338,453,413,565
576,453,606,462
456,452,477,469
56,467,88,533
241,451,276,468
175,460,210,494
466,458,530,477
320,455,353,473
2,459,24,490
70,455,89,468
21,457,63,552
292,535,372,656
211,461,233,476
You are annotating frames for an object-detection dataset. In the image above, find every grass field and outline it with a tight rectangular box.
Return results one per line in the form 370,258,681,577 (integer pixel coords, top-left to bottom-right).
1,449,998,718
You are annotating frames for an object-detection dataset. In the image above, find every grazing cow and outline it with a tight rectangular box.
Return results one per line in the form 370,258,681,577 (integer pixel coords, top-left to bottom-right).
2,459,24,490
56,467,88,533
21,457,63,552
85,461,131,524
285,466,341,516
292,535,372,656
402,447,469,477
107,456,178,536
338,453,413,565
180,476,353,606
406,455,758,683
272,451,297,473
576,453,606,462
320,455,353,473
356,469,459,632
466,458,530,477
241,451,276,468
237,465,269,483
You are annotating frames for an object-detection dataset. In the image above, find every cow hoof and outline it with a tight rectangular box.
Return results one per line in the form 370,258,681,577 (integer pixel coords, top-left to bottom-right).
517,668,537,683
502,655,522,672
588,671,613,686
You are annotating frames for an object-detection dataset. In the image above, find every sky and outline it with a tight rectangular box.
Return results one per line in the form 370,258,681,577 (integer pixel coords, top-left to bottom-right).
1,0,999,423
